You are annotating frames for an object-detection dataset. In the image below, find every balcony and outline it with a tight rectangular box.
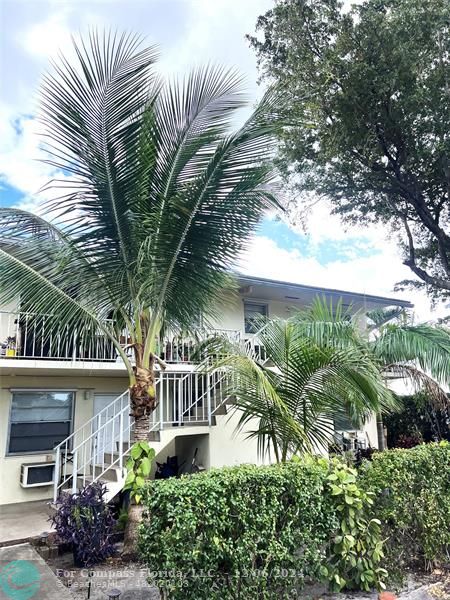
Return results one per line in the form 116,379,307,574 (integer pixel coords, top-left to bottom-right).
0,311,241,365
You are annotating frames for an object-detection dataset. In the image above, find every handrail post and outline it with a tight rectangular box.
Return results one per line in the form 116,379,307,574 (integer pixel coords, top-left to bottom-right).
71,450,78,494
54,446,61,502
178,378,183,425
160,375,164,431
207,372,212,426
119,411,124,471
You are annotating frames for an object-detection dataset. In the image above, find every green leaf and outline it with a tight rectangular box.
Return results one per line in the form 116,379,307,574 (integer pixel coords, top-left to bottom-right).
131,444,143,460
140,457,152,477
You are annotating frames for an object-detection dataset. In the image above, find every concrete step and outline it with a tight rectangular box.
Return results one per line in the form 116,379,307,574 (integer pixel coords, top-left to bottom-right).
92,464,123,481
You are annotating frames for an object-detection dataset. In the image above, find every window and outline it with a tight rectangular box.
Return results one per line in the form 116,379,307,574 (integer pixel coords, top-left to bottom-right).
8,391,73,454
244,302,268,334
334,413,361,432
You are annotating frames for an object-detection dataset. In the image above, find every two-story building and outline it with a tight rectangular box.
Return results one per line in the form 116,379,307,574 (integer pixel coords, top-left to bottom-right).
0,274,411,537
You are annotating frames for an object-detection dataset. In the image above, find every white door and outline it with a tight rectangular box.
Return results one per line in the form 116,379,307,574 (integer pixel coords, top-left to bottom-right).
93,394,123,463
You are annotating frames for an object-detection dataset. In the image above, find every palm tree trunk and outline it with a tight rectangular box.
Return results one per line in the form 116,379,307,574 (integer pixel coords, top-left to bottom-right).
129,363,157,427
122,361,157,558
376,414,386,450
122,504,144,560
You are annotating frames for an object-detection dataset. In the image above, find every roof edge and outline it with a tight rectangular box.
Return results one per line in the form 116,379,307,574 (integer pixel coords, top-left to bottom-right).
237,274,413,308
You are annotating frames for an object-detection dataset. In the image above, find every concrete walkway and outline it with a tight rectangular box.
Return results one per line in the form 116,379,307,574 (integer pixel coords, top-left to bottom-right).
0,501,53,545
0,543,72,599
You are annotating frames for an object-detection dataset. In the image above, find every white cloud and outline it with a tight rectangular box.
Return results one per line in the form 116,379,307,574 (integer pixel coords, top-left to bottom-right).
240,234,448,322
19,9,74,61
0,105,53,200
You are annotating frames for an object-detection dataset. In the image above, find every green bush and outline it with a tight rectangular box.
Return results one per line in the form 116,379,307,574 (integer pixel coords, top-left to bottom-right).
324,461,387,592
139,461,336,599
138,459,386,599
138,445,449,598
360,442,450,572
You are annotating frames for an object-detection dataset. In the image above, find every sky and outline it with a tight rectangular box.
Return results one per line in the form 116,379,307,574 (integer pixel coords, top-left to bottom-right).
0,0,446,321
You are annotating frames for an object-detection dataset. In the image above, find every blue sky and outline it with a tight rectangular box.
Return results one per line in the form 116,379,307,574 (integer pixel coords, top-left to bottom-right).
0,0,438,318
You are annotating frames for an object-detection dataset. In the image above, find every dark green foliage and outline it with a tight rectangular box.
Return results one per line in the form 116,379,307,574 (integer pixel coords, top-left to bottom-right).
248,0,450,297
360,442,450,572
385,394,450,448
139,461,335,599
139,446,450,597
138,459,387,598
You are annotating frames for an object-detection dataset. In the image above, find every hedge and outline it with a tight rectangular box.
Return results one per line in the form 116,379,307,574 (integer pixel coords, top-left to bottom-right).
360,442,450,572
138,459,387,598
138,444,450,598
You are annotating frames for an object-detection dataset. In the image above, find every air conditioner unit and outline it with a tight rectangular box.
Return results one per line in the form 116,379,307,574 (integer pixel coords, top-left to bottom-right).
20,462,55,488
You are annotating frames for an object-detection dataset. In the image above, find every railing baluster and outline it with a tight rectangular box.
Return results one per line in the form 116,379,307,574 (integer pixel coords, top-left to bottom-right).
54,447,61,502
119,411,124,471
207,373,212,426
72,451,78,494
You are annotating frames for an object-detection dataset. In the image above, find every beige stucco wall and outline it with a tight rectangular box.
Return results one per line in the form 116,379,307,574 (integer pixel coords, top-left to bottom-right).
208,411,273,468
362,414,379,449
0,374,128,505
210,295,308,334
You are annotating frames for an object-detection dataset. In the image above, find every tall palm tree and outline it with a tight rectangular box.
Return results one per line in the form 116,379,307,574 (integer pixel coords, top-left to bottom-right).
208,316,395,462
0,32,280,443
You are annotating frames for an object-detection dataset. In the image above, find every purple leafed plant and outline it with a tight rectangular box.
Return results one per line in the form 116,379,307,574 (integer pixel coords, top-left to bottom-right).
50,482,117,567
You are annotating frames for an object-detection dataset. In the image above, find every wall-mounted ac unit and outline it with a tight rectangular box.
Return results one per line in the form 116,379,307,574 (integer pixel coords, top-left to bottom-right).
20,462,55,488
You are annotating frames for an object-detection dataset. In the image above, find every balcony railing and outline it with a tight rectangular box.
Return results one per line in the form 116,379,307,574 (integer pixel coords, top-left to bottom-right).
0,311,241,364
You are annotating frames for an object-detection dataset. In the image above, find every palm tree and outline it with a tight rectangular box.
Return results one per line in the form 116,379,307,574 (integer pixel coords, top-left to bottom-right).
292,300,450,449
208,316,395,462
0,31,280,442
367,308,450,447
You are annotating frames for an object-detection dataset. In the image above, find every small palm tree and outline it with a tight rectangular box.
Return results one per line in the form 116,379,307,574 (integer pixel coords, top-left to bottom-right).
208,316,395,462
0,32,280,442
292,301,450,448
367,308,450,447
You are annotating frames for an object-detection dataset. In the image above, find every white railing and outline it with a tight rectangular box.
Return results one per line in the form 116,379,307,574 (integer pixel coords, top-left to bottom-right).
0,312,118,362
149,369,230,431
158,328,241,364
53,390,132,501
244,335,267,362
0,310,241,365
53,370,231,500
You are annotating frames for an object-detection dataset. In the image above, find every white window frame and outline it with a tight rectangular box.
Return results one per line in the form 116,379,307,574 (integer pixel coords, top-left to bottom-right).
243,301,269,334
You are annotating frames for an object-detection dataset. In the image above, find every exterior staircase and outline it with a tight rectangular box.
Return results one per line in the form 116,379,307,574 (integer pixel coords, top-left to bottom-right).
53,369,230,503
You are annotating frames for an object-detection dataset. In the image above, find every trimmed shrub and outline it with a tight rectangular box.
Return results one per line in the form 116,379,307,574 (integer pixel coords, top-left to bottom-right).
139,461,337,599
360,442,450,572
138,459,386,598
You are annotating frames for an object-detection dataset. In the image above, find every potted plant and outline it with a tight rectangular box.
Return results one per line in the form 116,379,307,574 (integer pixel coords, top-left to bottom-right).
50,482,117,567
5,336,16,357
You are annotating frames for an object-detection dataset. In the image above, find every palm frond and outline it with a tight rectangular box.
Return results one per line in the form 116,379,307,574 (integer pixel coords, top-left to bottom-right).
290,296,365,350
366,306,406,330
206,318,393,460
383,363,450,411
39,31,159,289
372,323,450,384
